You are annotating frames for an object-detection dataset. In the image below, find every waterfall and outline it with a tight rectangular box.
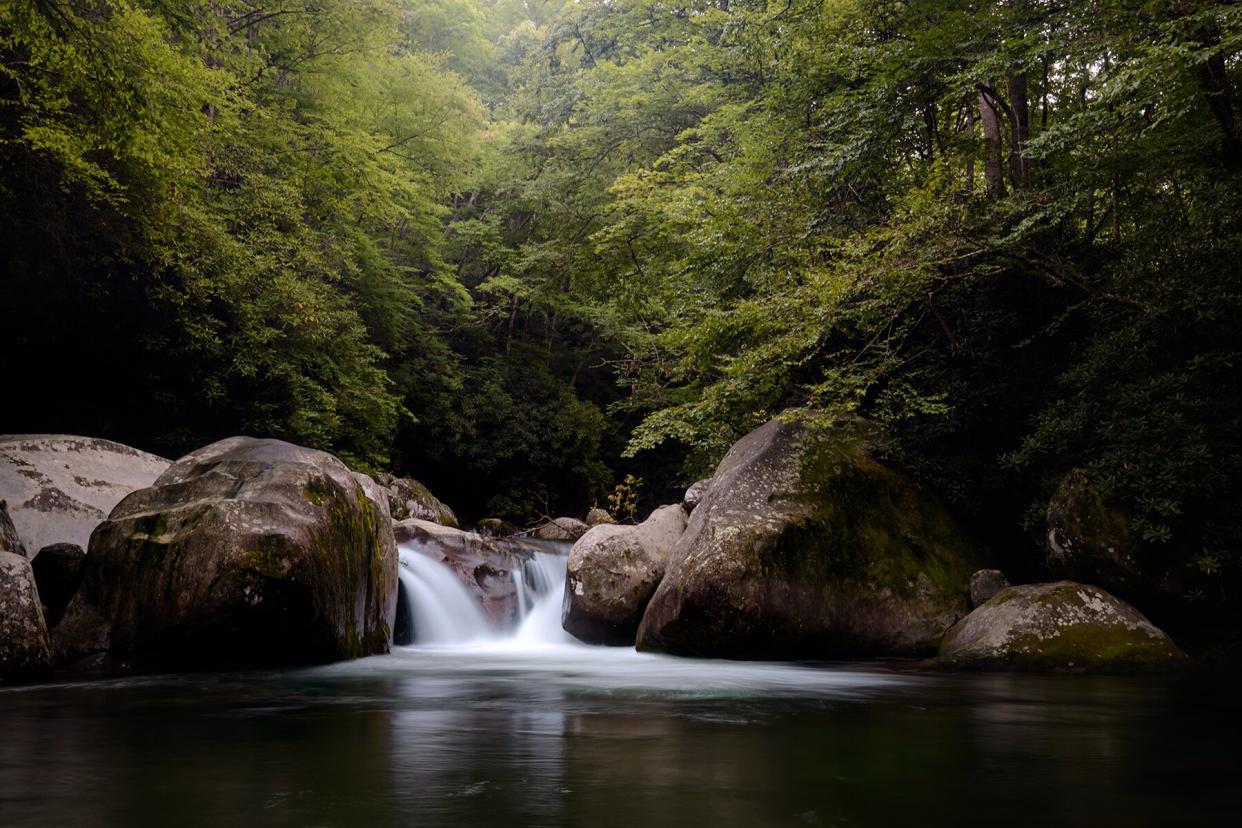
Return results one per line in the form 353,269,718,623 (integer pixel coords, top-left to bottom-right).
395,541,572,648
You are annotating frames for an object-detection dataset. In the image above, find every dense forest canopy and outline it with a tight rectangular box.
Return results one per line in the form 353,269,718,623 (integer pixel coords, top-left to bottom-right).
3,1,1240,614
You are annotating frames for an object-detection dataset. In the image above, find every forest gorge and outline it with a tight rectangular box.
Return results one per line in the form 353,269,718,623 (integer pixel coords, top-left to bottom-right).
3,0,1241,649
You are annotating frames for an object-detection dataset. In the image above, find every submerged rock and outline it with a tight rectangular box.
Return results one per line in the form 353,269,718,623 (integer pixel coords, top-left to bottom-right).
534,517,589,542
375,474,458,528
54,437,397,672
0,435,169,554
1,549,52,683
969,569,1009,608
31,542,86,628
636,414,985,659
586,508,615,527
936,581,1186,673
395,519,545,625
564,505,688,645
681,478,711,513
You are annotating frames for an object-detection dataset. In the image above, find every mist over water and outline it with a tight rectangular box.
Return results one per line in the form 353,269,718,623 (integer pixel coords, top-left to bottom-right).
3,542,1239,827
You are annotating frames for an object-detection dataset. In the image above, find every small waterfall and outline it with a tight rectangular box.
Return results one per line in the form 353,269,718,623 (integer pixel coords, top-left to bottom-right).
397,547,494,645
395,540,572,647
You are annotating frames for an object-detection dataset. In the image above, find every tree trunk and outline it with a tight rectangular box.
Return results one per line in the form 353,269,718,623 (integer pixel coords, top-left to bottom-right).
979,89,1006,198
964,94,977,193
1007,72,1031,187
1195,44,1242,169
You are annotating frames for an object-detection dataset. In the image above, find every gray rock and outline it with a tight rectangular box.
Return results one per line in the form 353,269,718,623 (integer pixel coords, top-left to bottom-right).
969,569,1009,608
1046,469,1174,603
375,474,458,528
936,581,1186,673
637,414,986,659
682,478,711,513
586,508,615,527
1,550,52,683
1,499,27,558
564,505,688,645
53,437,397,671
534,517,589,542
0,435,169,554
31,543,86,628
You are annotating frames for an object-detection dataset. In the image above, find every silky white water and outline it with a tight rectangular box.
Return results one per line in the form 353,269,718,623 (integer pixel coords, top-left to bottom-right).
396,541,571,647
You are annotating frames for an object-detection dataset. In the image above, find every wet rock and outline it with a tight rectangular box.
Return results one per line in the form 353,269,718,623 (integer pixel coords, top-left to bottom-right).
53,437,397,672
0,435,170,554
1046,469,1175,604
936,581,1186,673
374,474,458,528
1,550,52,683
586,508,615,527
969,569,1009,608
682,478,711,513
637,414,986,659
534,517,589,542
31,543,86,628
1,500,27,558
564,505,688,645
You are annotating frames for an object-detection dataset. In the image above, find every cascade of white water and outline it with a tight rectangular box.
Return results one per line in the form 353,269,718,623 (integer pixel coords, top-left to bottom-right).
395,540,572,647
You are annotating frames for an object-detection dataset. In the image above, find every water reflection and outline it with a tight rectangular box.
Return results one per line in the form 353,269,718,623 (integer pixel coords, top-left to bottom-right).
1,652,1239,827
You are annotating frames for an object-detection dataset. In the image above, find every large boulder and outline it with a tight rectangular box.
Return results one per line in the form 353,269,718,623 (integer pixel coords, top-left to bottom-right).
395,519,545,624
0,435,170,554
375,474,458,528
682,478,711,513
53,437,397,671
1046,469,1174,604
1,550,52,683
31,543,86,628
534,517,589,542
969,569,1009,608
564,505,688,645
586,508,615,527
636,415,986,659
936,581,1186,673
1,499,27,558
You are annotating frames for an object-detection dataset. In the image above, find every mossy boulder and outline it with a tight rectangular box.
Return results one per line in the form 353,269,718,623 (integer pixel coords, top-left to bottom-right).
53,437,397,672
375,474,458,528
1,549,52,683
475,518,520,537
636,414,986,659
936,581,1186,673
586,508,615,527
969,569,1009,608
564,505,687,645
1046,469,1177,605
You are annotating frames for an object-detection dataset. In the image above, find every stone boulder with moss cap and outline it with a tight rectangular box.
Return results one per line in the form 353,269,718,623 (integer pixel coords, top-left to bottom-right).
564,505,688,645
936,581,1186,672
374,473,458,528
636,414,986,659
53,437,397,672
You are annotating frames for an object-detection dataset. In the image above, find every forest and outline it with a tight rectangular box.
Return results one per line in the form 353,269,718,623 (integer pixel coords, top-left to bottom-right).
3,0,1240,629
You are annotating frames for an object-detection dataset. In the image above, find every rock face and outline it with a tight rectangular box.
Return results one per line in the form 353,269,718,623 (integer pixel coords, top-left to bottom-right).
395,519,546,624
564,505,688,645
937,581,1186,672
0,435,170,554
636,415,985,659
1,550,52,683
682,478,711,513
969,569,1010,608
586,508,615,527
1,500,28,558
535,517,590,542
53,437,397,671
375,474,458,528
1046,469,1172,604
31,543,86,628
